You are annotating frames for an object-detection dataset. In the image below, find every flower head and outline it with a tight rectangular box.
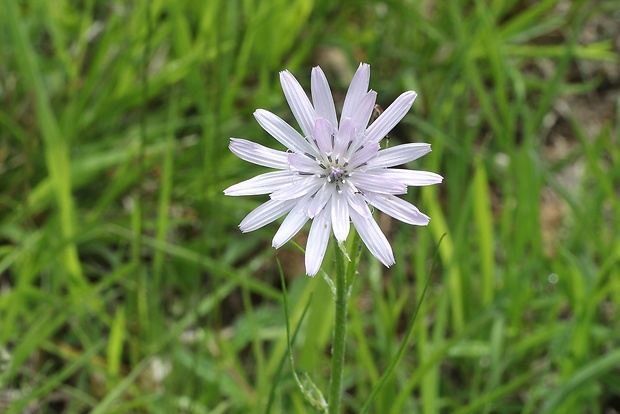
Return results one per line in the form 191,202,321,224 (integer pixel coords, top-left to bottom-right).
224,63,442,276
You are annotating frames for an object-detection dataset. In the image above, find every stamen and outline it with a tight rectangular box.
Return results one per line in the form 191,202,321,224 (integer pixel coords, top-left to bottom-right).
328,165,344,183
305,152,316,160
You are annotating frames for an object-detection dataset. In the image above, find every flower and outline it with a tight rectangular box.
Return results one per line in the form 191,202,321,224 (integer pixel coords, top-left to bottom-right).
224,63,442,276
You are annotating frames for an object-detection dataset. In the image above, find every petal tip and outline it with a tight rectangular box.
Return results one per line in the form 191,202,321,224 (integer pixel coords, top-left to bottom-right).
305,262,320,277
404,91,418,105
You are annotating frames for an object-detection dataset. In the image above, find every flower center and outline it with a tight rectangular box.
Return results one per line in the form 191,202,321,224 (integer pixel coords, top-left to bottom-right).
327,165,344,183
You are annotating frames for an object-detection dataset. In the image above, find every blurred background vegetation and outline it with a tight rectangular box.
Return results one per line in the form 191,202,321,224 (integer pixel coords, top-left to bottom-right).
1,0,619,412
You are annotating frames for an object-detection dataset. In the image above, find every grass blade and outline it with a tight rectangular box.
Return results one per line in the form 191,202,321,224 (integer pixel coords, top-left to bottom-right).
360,234,447,413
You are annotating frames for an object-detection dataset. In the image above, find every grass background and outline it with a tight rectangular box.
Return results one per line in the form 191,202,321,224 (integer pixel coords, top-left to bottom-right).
1,0,619,412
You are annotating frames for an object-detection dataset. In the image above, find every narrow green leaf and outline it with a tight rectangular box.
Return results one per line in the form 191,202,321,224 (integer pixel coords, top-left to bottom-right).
541,350,620,414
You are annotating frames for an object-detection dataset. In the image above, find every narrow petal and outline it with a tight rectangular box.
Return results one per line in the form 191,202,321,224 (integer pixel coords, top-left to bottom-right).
306,183,334,218
350,208,395,267
287,153,323,174
239,199,297,232
365,143,431,169
348,173,407,194
334,117,354,160
364,192,430,225
272,197,311,248
270,176,324,200
344,185,371,218
365,91,417,144
342,63,370,121
229,138,288,169
305,207,332,276
331,190,350,242
311,67,338,129
347,140,379,169
224,171,295,196
280,70,316,138
380,169,444,186
351,91,377,133
254,109,317,156
312,117,333,155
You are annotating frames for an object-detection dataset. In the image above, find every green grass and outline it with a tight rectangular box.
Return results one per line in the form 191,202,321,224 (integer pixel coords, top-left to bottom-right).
1,0,619,412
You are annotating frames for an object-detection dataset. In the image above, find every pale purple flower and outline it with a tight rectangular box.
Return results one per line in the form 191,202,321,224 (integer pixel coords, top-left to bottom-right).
224,63,442,276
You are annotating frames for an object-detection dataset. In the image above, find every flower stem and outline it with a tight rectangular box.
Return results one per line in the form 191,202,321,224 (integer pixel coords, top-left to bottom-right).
328,240,348,414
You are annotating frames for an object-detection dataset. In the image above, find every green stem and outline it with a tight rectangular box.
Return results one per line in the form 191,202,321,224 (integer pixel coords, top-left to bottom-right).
328,240,348,414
